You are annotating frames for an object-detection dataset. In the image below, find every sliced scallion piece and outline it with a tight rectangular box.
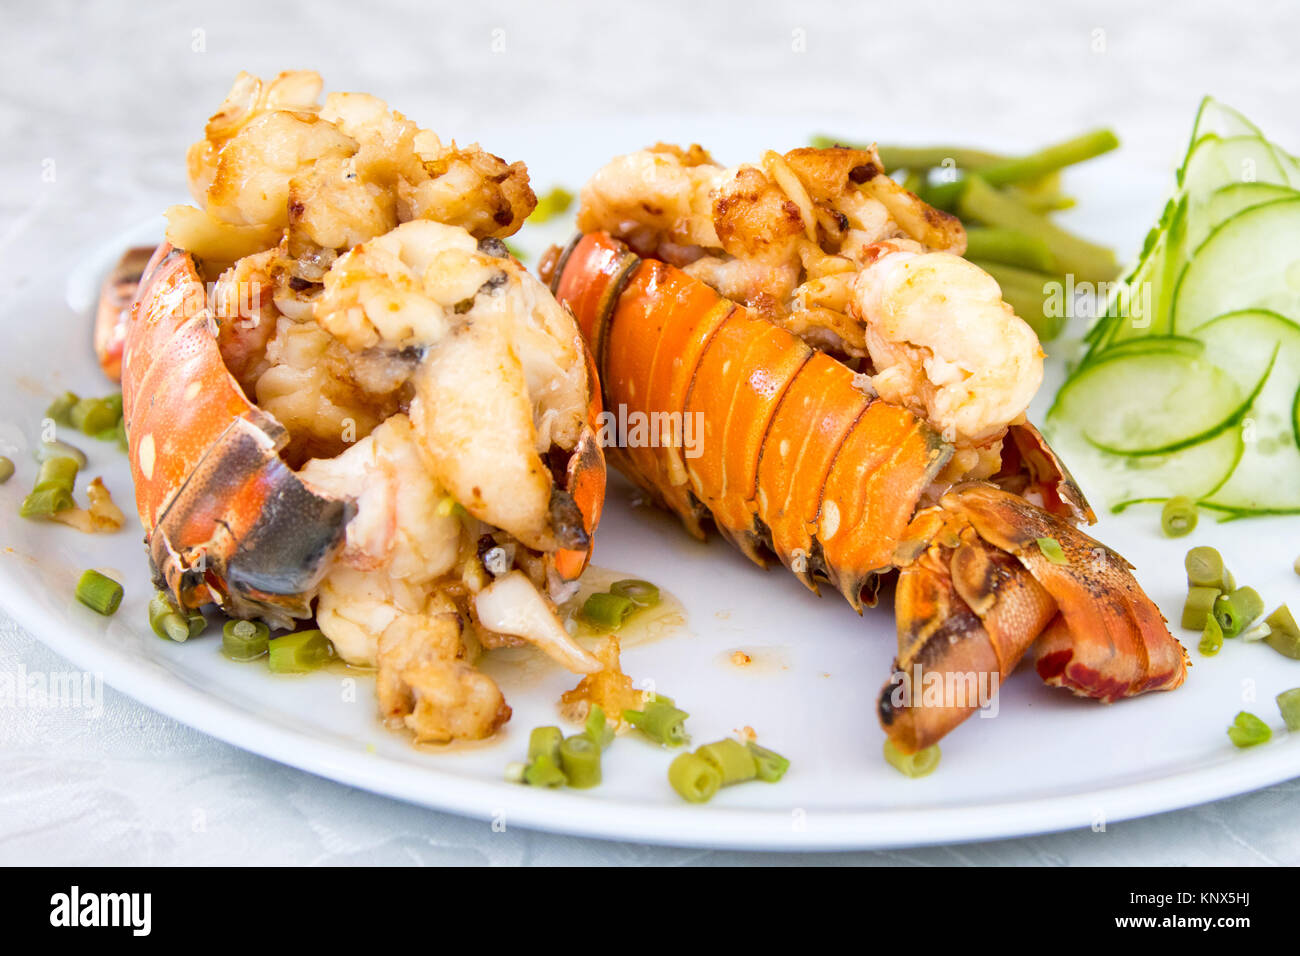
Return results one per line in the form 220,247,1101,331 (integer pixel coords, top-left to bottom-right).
149,591,192,642
75,569,122,616
1198,614,1223,656
267,629,334,673
883,738,941,778
1226,711,1271,748
20,486,74,518
45,391,79,425
558,735,602,789
528,726,563,764
1263,605,1300,659
523,751,566,787
623,699,690,747
222,619,270,661
668,752,721,803
1185,546,1232,591
609,579,660,608
1276,689,1300,732
748,742,791,782
1181,585,1220,630
1214,586,1264,639
581,591,637,630
584,704,614,750
695,739,758,786
1160,495,1198,537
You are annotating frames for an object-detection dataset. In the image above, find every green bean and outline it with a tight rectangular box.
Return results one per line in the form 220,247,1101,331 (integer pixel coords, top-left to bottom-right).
902,169,925,195
883,739,941,777
812,140,1007,172
527,186,574,224
919,177,966,211
695,739,758,786
70,397,119,436
34,455,78,494
1035,536,1069,565
963,227,1055,272
523,751,566,787
1185,546,1231,590
222,619,270,661
1161,496,1199,537
267,629,334,673
75,569,122,615
1198,614,1223,656
1263,605,1300,659
1181,585,1220,630
623,699,690,747
20,487,74,518
959,176,1119,282
1276,688,1300,732
972,260,1066,341
667,752,722,803
1214,587,1264,639
581,591,637,630
977,129,1119,188
0,456,13,484
45,391,79,425
34,438,86,467
528,725,563,764
608,579,660,608
747,742,791,782
559,734,602,788
149,592,192,642
1226,711,1271,748
584,704,614,750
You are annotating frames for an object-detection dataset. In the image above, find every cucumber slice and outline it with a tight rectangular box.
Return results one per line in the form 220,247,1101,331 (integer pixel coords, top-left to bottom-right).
1180,135,1289,196
1194,311,1300,511
1187,182,1299,253
1185,97,1267,158
1048,349,1244,454
1172,198,1300,332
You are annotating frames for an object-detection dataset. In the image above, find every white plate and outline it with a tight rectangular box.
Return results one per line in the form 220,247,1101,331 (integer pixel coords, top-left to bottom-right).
3,116,1300,850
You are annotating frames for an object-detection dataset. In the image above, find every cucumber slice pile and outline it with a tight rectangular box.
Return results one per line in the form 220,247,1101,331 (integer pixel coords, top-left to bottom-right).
1050,98,1300,516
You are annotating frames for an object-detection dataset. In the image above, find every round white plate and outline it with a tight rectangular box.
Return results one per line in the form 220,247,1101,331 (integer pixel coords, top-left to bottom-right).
3,116,1299,850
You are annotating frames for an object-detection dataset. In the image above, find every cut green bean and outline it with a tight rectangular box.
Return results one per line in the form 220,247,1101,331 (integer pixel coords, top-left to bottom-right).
584,704,614,750
559,734,602,788
1214,586,1264,639
70,397,119,436
1263,605,1300,659
747,742,791,782
1181,585,1220,630
1227,711,1271,748
667,752,722,803
0,456,13,484
581,591,637,630
695,739,758,786
523,751,566,787
963,227,1055,272
527,186,574,223
75,569,122,615
973,260,1066,341
1035,537,1069,565
20,486,74,518
977,129,1119,188
959,176,1119,282
1198,614,1223,656
34,455,78,493
810,139,1007,171
609,579,660,608
222,619,270,661
623,699,690,747
883,738,941,778
34,438,86,468
1185,546,1231,591
528,725,563,764
45,391,79,425
1161,496,1198,537
267,629,334,673
1276,688,1300,732
149,592,192,642
919,177,965,211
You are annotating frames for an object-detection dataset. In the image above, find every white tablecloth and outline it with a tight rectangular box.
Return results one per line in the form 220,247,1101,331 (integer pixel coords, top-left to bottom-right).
2,0,1298,864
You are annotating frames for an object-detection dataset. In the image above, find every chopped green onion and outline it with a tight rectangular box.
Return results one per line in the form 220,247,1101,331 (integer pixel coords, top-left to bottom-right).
558,735,602,789
695,739,758,786
1226,711,1271,748
1263,605,1300,659
1035,536,1069,565
34,438,86,467
45,391,79,424
504,761,527,783
1214,586,1264,639
149,591,192,642
1276,689,1300,732
34,455,78,493
1185,546,1231,590
20,486,74,518
0,456,12,484
609,579,661,608
1181,585,1220,630
267,629,334,673
75,569,122,616
747,742,791,782
584,704,614,750
623,699,690,747
70,397,119,436
883,738,941,778
185,608,207,638
222,619,270,661
1198,614,1223,656
528,725,563,764
1160,496,1198,537
523,751,566,787
527,186,574,223
581,591,637,630
667,752,721,803
103,393,123,417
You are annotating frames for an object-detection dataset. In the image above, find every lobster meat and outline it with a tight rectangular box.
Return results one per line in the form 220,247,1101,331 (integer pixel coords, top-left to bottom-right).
548,155,1187,752
96,71,608,743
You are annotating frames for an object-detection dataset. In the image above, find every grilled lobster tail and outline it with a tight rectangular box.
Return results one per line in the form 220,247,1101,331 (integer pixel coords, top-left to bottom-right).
551,231,1187,753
